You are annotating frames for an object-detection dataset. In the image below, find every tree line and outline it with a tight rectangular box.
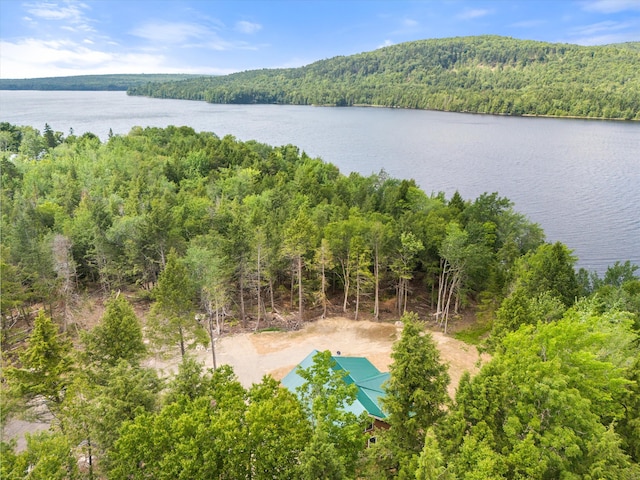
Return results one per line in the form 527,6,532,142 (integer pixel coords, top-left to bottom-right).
127,36,640,120
1,122,639,477
0,74,201,91
1,121,551,337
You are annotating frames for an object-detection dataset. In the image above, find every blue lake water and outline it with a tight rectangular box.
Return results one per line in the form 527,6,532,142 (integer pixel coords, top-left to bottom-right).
1,90,638,274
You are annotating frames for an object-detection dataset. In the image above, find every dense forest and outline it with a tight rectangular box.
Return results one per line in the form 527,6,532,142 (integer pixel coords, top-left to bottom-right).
0,74,201,91
126,36,640,120
1,122,638,478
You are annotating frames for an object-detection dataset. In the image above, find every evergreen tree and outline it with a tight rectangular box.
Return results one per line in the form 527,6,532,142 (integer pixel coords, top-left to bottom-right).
149,249,204,358
382,312,450,469
298,428,346,480
82,293,146,368
5,311,73,417
283,204,316,321
415,429,451,480
3,431,79,479
513,241,579,306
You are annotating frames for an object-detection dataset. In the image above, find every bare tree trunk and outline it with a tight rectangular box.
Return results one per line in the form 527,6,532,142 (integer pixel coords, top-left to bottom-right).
436,258,447,326
321,261,327,318
355,271,361,321
178,325,185,358
373,250,380,320
290,261,295,310
403,279,409,314
239,270,246,327
159,246,166,270
341,260,350,313
443,271,459,334
397,277,408,317
208,313,217,370
255,244,262,331
269,278,275,314
214,298,223,336
52,234,76,332
297,254,303,321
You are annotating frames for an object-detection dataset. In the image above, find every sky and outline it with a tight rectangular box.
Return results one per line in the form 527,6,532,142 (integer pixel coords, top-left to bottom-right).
1,0,639,79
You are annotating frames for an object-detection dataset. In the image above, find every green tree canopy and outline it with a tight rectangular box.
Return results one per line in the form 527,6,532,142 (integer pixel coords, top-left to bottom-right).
440,300,639,479
381,312,450,475
149,249,205,357
5,311,73,416
82,293,146,368
296,350,366,478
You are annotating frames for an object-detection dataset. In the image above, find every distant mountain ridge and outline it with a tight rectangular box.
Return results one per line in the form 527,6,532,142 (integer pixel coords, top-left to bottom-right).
125,35,640,120
2,36,638,119
0,74,201,91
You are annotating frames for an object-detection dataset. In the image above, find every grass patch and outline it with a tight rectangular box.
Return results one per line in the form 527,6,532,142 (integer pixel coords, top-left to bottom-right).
255,327,285,333
453,321,492,346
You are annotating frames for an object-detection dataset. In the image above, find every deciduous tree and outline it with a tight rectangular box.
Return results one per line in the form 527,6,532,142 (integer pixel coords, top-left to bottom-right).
283,204,316,321
296,350,366,477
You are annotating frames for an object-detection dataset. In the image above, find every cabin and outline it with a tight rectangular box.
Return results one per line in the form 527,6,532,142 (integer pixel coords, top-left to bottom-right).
281,350,390,445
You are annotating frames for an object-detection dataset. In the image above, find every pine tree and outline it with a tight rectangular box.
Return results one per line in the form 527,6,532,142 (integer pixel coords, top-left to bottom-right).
382,312,450,465
6,311,73,416
82,293,146,368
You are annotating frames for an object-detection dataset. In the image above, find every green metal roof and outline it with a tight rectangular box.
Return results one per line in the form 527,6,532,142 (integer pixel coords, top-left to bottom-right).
281,350,389,419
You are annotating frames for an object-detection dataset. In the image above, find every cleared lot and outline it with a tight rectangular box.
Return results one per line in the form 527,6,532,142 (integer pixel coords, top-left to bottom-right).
149,317,488,397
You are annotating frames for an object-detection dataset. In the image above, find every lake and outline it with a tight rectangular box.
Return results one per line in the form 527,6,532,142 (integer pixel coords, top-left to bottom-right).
1,90,638,275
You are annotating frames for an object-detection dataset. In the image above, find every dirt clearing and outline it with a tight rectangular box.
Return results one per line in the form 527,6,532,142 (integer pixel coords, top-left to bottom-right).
148,317,489,397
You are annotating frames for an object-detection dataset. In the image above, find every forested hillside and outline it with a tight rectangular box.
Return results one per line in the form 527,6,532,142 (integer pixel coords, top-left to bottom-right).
127,35,640,120
1,122,638,478
612,41,640,51
0,74,201,91
1,121,551,329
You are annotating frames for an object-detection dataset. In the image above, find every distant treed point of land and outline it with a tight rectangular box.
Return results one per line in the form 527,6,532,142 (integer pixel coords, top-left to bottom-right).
2,36,639,119
0,74,202,91
128,36,639,120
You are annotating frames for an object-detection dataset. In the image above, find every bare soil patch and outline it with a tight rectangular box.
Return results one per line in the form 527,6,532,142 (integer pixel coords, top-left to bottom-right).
5,294,489,451
149,317,489,397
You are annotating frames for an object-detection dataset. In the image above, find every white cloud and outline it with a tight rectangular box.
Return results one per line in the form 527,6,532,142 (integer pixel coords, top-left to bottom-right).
25,1,85,20
24,1,94,31
457,9,492,20
235,20,262,34
130,21,212,44
581,0,640,13
570,32,639,44
0,38,168,77
570,20,630,36
378,39,394,49
0,35,252,78
567,17,639,44
199,38,237,51
403,18,418,28
510,19,547,28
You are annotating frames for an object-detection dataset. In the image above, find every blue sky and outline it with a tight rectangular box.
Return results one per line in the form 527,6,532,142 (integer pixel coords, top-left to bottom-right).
1,0,639,78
